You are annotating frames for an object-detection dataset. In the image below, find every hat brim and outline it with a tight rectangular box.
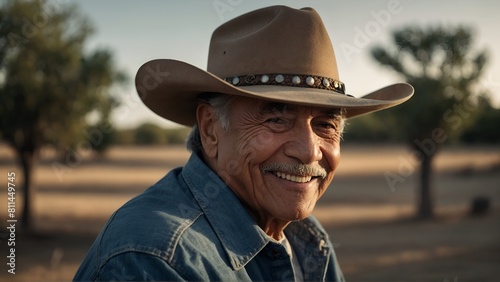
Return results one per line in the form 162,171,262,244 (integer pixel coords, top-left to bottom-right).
136,59,414,126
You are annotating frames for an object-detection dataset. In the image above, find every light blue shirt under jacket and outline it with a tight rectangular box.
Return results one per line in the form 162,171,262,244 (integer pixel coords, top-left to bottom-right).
74,153,345,281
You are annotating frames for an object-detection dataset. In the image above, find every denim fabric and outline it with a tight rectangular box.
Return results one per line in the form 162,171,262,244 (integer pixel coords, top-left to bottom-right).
74,153,345,281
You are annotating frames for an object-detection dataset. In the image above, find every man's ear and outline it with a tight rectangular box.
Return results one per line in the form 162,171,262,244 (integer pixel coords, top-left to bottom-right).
196,103,220,159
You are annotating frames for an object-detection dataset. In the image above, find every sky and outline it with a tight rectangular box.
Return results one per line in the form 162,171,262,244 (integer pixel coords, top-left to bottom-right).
69,0,500,129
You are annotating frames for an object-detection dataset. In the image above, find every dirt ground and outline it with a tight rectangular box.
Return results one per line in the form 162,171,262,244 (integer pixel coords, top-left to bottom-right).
0,144,499,281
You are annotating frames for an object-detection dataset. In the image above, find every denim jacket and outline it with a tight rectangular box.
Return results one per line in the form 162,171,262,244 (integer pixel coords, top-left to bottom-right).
74,153,345,281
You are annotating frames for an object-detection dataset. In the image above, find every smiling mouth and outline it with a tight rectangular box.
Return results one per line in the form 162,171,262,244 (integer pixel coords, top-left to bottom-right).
262,163,327,184
273,171,314,183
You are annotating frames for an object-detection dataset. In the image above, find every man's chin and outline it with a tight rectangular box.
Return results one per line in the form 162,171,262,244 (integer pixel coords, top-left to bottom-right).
282,205,316,222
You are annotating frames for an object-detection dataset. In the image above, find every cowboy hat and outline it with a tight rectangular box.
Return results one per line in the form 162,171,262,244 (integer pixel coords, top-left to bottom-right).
135,5,413,127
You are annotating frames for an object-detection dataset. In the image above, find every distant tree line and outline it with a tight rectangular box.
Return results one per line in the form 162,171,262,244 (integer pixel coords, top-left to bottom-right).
100,123,191,147
343,100,500,144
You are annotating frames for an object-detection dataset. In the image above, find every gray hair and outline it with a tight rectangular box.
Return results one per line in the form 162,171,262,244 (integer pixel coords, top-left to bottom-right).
186,93,234,154
186,94,347,154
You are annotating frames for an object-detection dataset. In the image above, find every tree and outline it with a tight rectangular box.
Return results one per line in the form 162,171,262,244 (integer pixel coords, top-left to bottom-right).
459,97,500,144
371,25,489,219
165,127,191,145
0,0,125,230
134,122,166,145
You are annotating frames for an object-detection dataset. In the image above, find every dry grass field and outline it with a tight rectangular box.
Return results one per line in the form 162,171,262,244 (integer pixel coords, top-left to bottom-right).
0,143,499,281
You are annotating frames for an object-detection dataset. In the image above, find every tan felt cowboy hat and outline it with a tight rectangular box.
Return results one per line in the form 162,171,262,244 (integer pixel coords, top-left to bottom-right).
135,5,413,127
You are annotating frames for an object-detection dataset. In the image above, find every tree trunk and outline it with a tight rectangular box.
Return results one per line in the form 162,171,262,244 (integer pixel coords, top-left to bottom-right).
19,149,35,231
417,151,434,219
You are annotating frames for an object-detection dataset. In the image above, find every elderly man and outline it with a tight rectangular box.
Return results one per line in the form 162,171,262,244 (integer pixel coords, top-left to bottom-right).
74,5,412,281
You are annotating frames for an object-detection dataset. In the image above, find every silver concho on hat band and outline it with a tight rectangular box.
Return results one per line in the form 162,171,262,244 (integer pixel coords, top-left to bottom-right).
225,73,346,94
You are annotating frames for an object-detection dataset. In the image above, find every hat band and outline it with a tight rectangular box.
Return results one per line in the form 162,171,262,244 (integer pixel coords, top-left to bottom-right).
224,73,346,94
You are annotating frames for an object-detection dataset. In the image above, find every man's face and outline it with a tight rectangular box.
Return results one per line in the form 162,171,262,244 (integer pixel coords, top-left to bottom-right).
208,96,342,224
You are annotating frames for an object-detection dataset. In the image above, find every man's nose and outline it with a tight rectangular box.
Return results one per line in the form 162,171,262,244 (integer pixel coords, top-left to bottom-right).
283,122,322,165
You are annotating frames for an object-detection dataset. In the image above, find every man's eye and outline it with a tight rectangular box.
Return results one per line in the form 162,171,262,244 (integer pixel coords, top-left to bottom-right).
266,117,285,124
319,122,336,130
264,117,292,132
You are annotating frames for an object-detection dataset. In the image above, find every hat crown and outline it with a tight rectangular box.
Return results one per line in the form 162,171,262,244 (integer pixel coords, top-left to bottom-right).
207,6,339,80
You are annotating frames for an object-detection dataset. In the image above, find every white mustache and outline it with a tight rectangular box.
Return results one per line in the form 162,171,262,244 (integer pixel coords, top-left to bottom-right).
261,163,327,179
